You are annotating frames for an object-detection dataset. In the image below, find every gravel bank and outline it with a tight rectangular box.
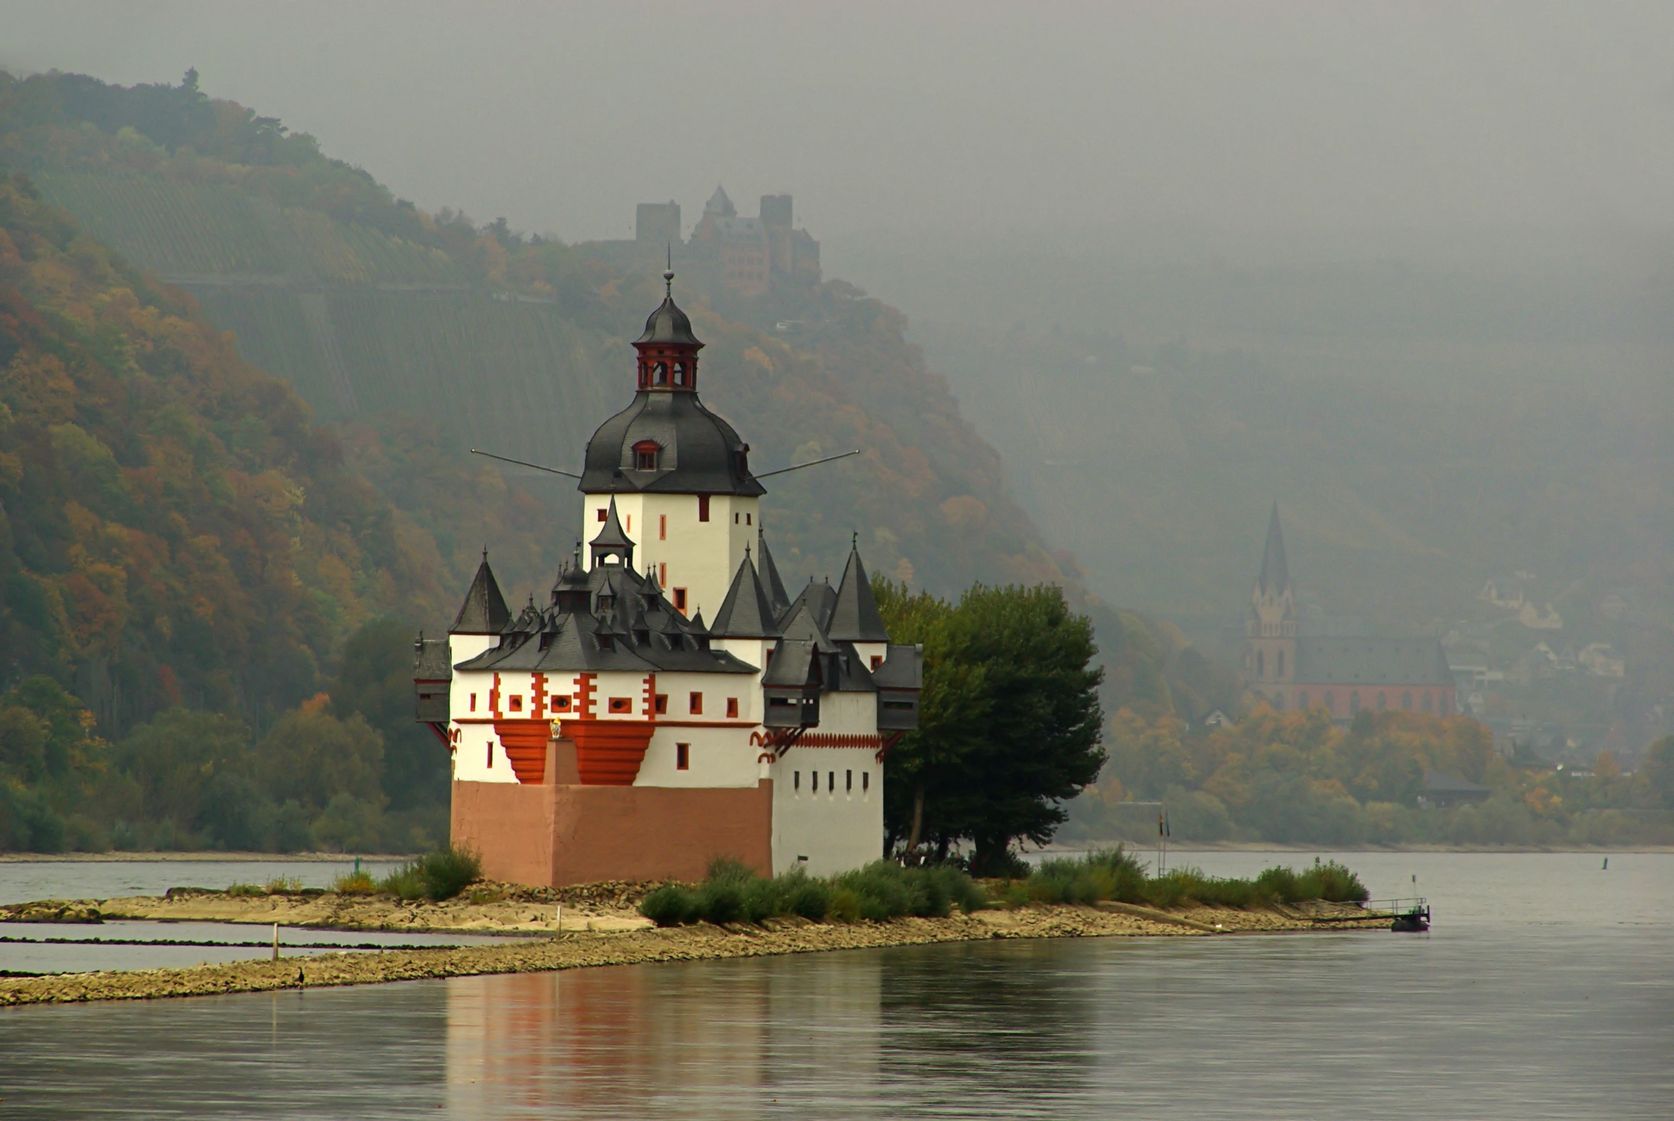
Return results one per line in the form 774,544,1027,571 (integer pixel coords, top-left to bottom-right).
0,900,1386,1007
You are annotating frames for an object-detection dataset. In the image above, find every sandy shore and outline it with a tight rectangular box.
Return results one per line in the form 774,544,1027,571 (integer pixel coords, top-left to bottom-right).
0,887,1387,1007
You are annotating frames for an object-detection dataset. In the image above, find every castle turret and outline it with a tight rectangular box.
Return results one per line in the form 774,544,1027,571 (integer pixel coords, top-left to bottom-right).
451,549,511,664
829,535,889,664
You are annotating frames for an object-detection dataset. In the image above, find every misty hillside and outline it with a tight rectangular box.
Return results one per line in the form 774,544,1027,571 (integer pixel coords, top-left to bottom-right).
0,70,1078,611
839,242,1674,641
0,174,439,733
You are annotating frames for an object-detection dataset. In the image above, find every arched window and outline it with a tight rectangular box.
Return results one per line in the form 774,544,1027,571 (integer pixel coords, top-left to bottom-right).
1256,650,1265,679
653,361,668,386
673,360,687,386
633,440,661,470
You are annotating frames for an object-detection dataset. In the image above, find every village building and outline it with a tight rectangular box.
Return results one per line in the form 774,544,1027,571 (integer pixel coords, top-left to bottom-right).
1244,505,1457,719
414,272,919,887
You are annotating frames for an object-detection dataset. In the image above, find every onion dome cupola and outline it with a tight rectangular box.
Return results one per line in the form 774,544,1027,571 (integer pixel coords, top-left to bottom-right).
451,549,511,635
580,272,765,498
635,269,703,392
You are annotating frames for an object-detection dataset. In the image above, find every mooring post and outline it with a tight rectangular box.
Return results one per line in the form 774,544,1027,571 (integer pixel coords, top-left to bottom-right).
272,923,279,961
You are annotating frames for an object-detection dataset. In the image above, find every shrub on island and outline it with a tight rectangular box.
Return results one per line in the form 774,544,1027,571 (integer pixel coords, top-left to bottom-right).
639,858,986,927
1019,848,1369,908
376,845,482,901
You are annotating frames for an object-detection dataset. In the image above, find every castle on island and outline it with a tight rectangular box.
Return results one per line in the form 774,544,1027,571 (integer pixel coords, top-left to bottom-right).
1245,505,1456,719
414,271,918,887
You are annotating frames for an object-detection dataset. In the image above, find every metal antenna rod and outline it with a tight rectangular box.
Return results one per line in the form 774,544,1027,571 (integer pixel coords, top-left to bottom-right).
470,448,582,479
755,448,862,479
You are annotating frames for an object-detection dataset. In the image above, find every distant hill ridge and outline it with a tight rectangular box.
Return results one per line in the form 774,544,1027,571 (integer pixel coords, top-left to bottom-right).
0,68,1076,605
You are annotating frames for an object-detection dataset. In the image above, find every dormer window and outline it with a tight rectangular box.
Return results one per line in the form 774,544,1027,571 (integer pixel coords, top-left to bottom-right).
633,440,661,471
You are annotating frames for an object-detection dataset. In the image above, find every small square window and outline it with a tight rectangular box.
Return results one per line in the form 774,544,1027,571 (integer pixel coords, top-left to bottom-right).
697,495,710,522
870,655,883,670
596,508,608,522
676,742,690,771
654,694,668,714
688,692,703,715
726,697,739,719
746,512,752,525
552,696,571,712
608,697,632,714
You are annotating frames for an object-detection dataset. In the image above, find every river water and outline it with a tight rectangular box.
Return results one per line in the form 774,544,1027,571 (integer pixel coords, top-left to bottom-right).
1,851,1669,1119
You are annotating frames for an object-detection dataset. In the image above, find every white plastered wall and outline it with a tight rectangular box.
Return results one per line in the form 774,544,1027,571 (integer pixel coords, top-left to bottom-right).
581,492,760,622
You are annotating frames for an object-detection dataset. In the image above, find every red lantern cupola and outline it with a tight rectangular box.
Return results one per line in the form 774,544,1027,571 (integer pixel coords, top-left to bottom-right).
634,269,703,392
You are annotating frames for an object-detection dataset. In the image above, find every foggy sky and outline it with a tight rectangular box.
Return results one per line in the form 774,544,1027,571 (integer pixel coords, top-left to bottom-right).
5,0,1672,263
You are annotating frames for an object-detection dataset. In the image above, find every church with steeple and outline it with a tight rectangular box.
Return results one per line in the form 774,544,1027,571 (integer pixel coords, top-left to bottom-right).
414,270,918,887
1244,505,1456,721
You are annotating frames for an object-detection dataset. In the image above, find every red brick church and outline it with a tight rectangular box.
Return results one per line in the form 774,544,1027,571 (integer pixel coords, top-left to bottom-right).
1245,505,1456,719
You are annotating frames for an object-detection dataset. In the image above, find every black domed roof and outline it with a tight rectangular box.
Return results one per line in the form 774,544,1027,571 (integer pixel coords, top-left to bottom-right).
579,391,765,496
636,289,702,348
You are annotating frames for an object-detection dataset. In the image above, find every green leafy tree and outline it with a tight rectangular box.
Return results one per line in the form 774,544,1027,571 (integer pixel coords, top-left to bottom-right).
877,581,1104,873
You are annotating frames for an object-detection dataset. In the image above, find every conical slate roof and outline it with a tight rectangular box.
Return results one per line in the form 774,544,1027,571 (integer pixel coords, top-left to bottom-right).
1257,502,1290,595
784,577,837,633
828,539,888,643
711,553,782,638
758,528,791,616
451,551,511,634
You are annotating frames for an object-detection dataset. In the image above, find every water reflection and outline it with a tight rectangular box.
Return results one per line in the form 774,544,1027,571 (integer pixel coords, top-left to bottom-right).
445,950,887,1117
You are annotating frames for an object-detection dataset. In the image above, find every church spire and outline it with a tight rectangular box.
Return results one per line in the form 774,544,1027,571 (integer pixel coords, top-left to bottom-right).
1257,502,1290,597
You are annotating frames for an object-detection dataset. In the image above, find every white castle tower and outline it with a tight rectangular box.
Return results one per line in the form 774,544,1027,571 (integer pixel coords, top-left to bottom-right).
416,272,921,887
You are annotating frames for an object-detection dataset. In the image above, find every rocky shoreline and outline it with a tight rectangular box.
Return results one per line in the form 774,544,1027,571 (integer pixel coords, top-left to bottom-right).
0,894,1386,1007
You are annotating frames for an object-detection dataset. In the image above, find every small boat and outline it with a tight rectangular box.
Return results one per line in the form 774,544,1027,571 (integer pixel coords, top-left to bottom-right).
1391,903,1431,933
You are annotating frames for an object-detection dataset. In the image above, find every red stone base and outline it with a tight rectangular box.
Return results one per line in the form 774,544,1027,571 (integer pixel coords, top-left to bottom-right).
450,778,774,888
